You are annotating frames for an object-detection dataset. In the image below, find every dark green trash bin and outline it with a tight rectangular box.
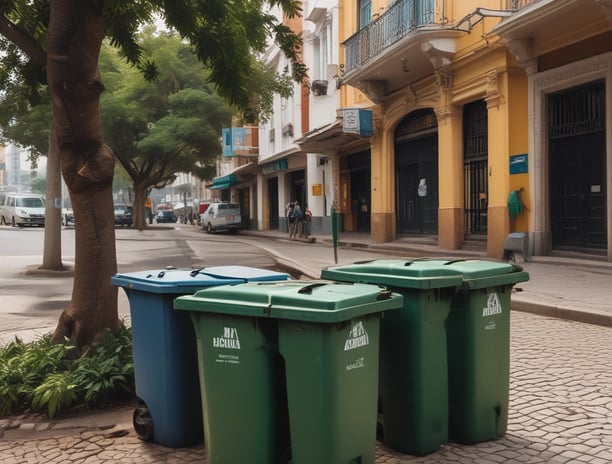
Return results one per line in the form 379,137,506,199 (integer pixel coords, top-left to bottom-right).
174,281,402,464
439,259,529,444
321,259,464,456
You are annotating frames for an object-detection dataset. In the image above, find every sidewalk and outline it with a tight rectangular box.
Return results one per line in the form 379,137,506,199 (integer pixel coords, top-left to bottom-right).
241,229,612,328
0,225,611,463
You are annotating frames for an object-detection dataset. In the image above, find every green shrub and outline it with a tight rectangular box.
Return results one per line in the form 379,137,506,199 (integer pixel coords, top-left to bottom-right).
0,321,135,418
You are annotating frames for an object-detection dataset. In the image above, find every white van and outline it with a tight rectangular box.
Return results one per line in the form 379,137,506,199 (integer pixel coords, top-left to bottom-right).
200,202,242,233
1,194,46,227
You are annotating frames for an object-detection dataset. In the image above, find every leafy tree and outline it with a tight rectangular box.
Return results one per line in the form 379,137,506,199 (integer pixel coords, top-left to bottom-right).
0,0,307,353
100,31,233,229
29,176,47,194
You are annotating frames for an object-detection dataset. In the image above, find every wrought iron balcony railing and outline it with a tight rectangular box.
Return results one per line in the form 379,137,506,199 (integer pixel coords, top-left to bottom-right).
343,0,543,76
343,0,436,74
507,0,539,9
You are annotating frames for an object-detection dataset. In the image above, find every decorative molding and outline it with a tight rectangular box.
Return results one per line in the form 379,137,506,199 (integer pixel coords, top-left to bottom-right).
485,70,504,108
435,71,452,89
402,87,417,106
421,38,455,69
506,38,533,64
534,55,611,92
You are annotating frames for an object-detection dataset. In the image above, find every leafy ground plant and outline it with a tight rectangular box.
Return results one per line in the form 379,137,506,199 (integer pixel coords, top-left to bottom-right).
0,321,134,418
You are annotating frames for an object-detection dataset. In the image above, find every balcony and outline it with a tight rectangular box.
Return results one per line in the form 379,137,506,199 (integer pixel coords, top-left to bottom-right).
506,0,540,9
493,0,611,64
342,0,464,102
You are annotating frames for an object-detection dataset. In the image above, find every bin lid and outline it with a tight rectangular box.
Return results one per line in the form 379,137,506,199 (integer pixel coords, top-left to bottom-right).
418,259,529,289
110,266,288,294
321,259,464,289
173,280,403,323
197,265,288,282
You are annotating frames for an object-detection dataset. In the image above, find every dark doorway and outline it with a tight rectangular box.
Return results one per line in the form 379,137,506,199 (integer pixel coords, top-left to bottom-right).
268,177,279,230
349,151,371,232
463,100,488,236
290,170,306,207
549,82,606,250
395,110,439,235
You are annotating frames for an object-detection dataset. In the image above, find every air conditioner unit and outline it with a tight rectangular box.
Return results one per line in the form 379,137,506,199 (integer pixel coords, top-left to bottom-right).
327,64,339,79
311,80,328,96
269,128,275,142
282,123,294,137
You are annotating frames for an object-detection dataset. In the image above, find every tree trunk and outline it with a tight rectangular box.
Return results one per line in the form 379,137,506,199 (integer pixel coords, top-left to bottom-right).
133,183,147,231
42,129,66,271
47,0,119,352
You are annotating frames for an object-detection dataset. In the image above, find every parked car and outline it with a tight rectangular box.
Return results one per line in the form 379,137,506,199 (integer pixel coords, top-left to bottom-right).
196,202,210,226
114,204,133,227
200,202,241,233
155,209,177,223
1,194,45,227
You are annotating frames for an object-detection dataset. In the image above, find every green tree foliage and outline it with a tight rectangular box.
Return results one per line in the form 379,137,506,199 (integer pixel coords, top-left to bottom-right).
100,30,234,227
0,0,307,352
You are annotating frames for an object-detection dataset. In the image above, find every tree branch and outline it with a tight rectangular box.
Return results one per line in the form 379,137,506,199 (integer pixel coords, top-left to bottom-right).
0,15,47,67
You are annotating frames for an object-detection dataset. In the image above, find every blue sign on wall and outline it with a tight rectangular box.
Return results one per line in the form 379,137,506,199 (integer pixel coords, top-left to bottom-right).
343,109,373,137
510,154,528,174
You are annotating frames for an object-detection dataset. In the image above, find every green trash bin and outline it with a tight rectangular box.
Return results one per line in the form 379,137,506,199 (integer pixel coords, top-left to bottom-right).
321,259,464,456
173,280,402,464
439,259,529,444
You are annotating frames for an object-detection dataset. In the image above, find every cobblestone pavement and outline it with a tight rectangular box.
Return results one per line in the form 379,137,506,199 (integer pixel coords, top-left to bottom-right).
1,311,610,463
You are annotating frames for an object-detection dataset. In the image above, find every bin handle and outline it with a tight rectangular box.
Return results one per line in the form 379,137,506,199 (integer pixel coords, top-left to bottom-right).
297,283,328,294
442,259,470,265
376,289,393,300
189,267,205,277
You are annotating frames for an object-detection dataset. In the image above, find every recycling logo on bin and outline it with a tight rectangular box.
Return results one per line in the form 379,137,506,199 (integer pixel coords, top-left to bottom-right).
213,326,241,364
344,321,370,372
482,292,502,331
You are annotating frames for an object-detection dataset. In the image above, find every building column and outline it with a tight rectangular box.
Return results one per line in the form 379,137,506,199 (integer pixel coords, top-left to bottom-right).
370,118,396,243
485,70,511,259
436,72,464,250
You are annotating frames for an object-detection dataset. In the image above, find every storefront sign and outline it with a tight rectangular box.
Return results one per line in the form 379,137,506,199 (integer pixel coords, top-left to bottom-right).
343,109,373,137
312,184,322,196
261,159,288,175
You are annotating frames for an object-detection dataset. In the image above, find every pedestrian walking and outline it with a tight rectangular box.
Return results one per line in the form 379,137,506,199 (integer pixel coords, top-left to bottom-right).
290,201,303,239
286,202,295,238
303,204,312,238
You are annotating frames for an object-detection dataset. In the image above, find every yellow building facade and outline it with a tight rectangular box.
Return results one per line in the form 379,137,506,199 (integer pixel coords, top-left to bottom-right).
335,0,611,260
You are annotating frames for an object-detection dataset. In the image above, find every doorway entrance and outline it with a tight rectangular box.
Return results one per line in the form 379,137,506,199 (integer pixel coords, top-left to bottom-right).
549,82,606,250
268,177,279,230
395,110,439,235
463,100,489,236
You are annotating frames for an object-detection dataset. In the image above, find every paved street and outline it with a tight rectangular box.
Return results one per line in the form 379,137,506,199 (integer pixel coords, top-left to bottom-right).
0,225,611,463
1,311,610,463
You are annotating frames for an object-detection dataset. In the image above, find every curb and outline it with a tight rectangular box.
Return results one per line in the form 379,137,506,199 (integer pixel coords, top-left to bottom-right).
511,300,612,328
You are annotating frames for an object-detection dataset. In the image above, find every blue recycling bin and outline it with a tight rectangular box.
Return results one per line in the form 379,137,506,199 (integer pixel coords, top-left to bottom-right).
111,265,288,448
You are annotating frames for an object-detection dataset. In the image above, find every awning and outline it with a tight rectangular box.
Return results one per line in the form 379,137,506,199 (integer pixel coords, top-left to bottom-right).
207,174,238,190
257,145,303,165
231,162,258,180
294,120,362,153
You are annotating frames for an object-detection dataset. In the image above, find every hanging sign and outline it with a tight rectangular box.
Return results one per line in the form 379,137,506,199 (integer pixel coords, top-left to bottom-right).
343,109,373,137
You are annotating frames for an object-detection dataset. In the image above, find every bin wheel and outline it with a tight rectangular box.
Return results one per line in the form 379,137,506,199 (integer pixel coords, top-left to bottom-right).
279,447,292,464
133,404,154,441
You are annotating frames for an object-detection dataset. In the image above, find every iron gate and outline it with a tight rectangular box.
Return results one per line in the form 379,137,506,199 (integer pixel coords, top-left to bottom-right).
463,100,488,235
549,81,606,249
